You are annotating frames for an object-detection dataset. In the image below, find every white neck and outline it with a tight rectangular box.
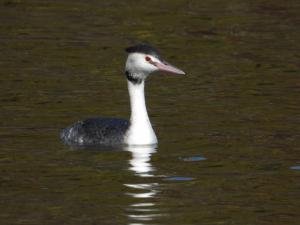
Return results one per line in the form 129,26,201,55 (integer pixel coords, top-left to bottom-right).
124,80,157,145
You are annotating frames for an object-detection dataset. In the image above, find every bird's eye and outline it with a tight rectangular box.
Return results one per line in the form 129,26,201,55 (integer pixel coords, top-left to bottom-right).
145,56,151,61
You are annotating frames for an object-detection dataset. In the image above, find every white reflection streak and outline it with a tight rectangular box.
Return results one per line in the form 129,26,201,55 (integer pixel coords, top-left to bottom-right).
125,145,162,225
127,145,156,177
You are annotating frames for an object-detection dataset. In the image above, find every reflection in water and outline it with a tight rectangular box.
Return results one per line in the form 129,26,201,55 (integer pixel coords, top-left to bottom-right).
124,145,164,225
127,145,156,177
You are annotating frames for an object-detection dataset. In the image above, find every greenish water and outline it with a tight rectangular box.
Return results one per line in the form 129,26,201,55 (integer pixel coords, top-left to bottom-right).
1,0,300,224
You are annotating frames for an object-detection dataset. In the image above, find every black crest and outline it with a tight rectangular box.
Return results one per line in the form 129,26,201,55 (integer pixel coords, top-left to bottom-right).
125,43,161,60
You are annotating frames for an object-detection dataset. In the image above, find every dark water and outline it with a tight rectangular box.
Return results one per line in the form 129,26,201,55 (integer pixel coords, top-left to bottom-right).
1,0,300,224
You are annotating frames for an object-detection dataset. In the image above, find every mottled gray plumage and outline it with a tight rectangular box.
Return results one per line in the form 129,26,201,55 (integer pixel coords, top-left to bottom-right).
60,118,129,146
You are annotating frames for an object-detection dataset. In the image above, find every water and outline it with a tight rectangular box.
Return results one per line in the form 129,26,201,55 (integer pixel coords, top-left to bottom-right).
1,0,300,224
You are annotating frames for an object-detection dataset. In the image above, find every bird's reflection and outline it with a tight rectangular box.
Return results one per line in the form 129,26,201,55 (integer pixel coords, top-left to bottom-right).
126,145,156,177
124,145,163,225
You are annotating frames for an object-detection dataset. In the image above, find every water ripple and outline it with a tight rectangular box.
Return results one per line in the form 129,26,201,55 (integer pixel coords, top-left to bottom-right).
290,165,300,170
163,176,194,181
179,156,207,162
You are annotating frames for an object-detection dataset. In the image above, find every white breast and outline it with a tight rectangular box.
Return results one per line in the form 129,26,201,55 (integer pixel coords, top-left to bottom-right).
124,121,157,145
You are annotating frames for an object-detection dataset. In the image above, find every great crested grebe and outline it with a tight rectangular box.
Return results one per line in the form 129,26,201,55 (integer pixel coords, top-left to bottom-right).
60,44,185,146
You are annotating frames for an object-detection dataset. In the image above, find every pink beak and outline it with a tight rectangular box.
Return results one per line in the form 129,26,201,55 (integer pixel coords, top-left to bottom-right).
154,61,185,75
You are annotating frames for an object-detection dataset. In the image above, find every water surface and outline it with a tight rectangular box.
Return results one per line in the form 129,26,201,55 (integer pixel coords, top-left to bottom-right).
0,1,300,224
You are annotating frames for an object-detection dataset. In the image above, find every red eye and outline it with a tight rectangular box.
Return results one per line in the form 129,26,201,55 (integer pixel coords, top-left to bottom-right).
145,56,151,61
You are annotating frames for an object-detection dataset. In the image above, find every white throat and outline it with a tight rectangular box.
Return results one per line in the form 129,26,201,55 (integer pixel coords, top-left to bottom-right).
124,80,157,145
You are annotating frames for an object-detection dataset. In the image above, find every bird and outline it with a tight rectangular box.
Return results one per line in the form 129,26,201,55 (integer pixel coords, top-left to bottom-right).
60,44,185,146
